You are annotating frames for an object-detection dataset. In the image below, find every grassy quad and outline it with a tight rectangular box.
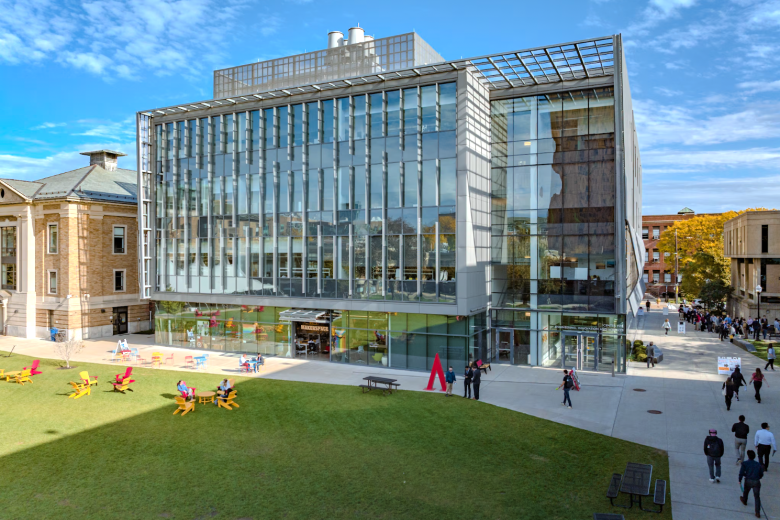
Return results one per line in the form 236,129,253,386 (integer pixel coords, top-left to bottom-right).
0,354,671,520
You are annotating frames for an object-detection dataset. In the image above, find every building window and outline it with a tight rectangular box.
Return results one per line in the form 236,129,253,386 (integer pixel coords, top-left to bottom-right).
113,226,126,254
1,226,16,290
642,272,649,283
762,224,768,253
644,250,649,262
48,223,58,254
664,273,671,283
652,227,660,239
48,270,57,294
114,270,126,292
653,250,659,262
652,271,659,283
677,274,682,283
642,227,648,239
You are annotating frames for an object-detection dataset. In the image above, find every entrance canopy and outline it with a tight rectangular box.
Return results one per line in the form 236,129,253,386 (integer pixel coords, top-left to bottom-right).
278,309,337,324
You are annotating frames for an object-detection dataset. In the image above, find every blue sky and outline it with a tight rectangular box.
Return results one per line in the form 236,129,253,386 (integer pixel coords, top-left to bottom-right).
1,0,778,214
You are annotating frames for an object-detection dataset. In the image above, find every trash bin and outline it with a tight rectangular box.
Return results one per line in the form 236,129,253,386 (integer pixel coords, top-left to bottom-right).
50,328,58,342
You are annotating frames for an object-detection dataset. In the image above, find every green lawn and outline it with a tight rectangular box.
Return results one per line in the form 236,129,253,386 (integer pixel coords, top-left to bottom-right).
0,354,671,520
746,339,771,361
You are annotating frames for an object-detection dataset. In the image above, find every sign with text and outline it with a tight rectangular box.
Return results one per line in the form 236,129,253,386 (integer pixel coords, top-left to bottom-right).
717,357,741,375
677,321,685,334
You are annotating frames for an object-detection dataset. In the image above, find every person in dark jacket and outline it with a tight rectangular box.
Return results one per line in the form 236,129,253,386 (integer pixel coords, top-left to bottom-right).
723,377,736,411
559,369,574,408
646,342,656,368
463,363,473,399
739,450,764,517
444,366,456,396
471,363,481,401
704,428,725,482
732,367,746,401
733,415,750,465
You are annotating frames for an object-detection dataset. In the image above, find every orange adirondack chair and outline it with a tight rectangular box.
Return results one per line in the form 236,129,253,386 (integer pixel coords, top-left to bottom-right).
111,377,134,393
173,396,194,416
68,381,91,399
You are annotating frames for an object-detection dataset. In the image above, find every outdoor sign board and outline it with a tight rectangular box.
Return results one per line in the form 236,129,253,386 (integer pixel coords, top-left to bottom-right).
717,357,741,375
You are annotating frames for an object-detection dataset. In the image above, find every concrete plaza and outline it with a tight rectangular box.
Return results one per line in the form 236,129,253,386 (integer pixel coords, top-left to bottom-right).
0,304,777,519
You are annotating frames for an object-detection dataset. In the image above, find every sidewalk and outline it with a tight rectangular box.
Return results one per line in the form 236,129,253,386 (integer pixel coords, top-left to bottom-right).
1,305,777,519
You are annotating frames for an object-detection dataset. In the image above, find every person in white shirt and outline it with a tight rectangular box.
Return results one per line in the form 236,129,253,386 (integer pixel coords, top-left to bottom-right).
754,423,777,471
766,345,776,372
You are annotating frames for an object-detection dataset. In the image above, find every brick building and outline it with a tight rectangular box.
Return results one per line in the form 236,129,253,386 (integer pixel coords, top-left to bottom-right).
641,208,698,299
0,150,150,339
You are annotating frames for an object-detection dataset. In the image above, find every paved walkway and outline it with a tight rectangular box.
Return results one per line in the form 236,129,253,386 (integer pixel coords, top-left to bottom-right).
0,304,777,519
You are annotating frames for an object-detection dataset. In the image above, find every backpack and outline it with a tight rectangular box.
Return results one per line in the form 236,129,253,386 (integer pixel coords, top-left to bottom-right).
564,375,573,389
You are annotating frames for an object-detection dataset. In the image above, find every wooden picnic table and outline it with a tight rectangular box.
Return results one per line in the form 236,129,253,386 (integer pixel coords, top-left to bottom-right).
196,391,215,405
619,462,653,509
3,371,20,382
360,376,400,396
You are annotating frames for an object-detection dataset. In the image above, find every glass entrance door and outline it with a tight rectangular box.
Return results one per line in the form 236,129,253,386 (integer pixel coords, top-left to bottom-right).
561,333,599,370
494,329,531,365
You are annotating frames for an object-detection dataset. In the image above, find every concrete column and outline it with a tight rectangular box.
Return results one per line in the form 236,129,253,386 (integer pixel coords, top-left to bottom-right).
18,207,36,338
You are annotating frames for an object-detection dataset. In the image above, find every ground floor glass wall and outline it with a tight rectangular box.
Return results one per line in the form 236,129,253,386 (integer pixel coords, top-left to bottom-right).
490,310,626,372
154,301,487,373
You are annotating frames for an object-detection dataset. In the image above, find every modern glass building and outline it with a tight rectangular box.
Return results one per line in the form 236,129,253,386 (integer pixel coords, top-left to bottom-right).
136,29,644,374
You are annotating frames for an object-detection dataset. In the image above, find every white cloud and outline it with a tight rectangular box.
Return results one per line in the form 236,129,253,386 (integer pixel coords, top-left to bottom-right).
649,0,697,15
0,141,137,180
31,122,66,130
654,87,682,96
642,147,780,173
0,0,268,80
73,118,135,140
634,98,780,147
738,79,780,93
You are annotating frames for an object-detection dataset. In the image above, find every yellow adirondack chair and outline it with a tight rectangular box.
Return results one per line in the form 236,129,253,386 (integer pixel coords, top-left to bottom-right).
79,371,99,387
173,396,194,416
0,369,4,379
15,369,33,385
112,377,134,393
217,391,239,410
68,381,91,399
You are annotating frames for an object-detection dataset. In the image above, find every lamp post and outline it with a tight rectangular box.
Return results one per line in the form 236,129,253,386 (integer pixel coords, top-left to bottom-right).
756,284,762,321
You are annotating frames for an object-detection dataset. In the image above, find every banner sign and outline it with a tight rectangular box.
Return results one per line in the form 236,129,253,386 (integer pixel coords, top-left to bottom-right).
677,321,685,334
718,357,741,375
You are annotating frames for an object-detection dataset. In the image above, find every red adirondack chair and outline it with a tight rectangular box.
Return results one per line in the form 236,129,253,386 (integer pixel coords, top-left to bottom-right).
115,366,135,384
179,381,196,400
24,359,42,376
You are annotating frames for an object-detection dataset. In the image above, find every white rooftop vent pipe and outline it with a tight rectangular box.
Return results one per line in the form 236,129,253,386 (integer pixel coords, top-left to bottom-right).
328,31,344,49
348,26,364,45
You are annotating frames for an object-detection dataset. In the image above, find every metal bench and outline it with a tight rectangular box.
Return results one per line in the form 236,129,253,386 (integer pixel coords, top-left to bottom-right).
643,479,666,513
607,473,624,507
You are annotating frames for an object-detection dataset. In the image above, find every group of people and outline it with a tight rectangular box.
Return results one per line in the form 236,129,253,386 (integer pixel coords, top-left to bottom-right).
176,378,235,406
703,418,776,517
239,353,265,373
444,362,481,400
722,366,768,409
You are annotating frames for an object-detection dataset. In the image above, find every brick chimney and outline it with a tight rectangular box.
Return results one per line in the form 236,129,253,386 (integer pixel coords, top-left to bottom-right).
80,149,127,172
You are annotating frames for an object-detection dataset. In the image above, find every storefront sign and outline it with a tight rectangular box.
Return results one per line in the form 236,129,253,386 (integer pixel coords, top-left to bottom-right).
300,324,329,333
549,325,623,333
718,357,741,375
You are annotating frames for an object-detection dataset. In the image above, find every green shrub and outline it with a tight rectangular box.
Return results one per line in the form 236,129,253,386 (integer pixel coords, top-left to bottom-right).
633,340,644,347
630,344,647,362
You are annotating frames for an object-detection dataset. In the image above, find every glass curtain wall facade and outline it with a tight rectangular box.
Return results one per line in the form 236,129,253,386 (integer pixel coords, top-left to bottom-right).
490,87,626,371
155,83,457,303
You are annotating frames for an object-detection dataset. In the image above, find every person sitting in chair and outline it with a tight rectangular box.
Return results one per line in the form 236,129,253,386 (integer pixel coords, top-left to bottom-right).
239,353,249,371
254,354,264,372
215,379,232,405
176,380,194,401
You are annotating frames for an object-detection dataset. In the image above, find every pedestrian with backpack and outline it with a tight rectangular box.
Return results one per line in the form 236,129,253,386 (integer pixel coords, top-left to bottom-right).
558,369,574,408
704,428,725,483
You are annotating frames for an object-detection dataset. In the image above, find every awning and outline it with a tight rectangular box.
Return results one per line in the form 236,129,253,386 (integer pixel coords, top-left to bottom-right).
278,309,335,323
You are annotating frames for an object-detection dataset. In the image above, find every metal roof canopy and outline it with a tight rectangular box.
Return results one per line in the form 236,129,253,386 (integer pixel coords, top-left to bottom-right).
140,36,615,116
278,309,336,323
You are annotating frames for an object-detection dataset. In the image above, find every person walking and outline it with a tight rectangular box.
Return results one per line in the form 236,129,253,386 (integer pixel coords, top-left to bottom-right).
471,362,481,401
704,428,725,483
765,344,776,371
732,367,746,401
646,300,651,312
732,415,749,465
723,376,736,411
739,449,764,518
646,342,656,368
750,368,767,404
444,366,456,397
463,363,473,399
559,369,574,408
754,423,777,471
754,318,762,341
663,318,671,335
